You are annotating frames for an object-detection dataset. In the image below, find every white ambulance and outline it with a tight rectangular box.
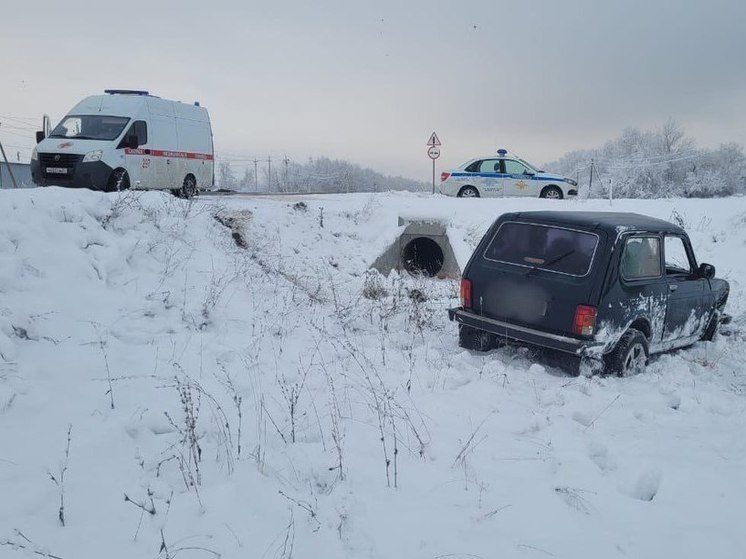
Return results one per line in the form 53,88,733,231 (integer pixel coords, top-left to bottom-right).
31,90,214,197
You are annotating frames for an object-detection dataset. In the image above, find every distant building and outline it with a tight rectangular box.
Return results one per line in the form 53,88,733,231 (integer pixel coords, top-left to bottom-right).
0,162,33,189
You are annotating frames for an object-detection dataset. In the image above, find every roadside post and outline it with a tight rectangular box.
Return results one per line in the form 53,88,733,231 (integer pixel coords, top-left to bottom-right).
427,132,441,194
0,124,19,189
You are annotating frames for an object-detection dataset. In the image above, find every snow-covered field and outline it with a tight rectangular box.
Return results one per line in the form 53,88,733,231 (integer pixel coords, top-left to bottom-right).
1,188,745,559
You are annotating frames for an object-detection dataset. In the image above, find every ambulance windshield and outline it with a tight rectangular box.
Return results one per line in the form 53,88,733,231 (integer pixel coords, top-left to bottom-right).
50,115,130,141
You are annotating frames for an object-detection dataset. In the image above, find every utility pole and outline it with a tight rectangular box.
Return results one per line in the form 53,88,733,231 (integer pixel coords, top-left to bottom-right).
253,158,259,192
588,158,594,195
267,156,272,192
283,155,289,192
0,124,19,189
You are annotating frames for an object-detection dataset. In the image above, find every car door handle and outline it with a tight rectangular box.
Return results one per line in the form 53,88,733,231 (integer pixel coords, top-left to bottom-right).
669,284,678,292
166,159,171,165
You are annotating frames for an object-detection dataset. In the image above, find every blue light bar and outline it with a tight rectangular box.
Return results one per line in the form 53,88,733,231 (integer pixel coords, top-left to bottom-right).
104,89,150,96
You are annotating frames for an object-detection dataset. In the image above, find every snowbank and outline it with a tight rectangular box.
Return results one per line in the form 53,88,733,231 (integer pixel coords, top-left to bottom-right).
1,188,745,559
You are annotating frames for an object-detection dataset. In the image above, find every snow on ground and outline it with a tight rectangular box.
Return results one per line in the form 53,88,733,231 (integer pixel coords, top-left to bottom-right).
1,187,745,559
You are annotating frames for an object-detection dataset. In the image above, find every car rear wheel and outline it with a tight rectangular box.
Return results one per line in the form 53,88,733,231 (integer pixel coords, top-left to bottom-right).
458,186,479,198
181,175,197,199
604,328,648,376
540,186,563,199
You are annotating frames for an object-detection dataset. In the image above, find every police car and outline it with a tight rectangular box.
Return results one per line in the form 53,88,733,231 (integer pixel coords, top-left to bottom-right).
439,149,578,199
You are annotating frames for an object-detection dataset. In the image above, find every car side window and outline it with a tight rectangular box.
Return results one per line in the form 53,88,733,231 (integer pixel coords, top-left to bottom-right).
478,159,501,173
504,159,528,175
665,235,693,275
464,161,481,172
621,236,662,279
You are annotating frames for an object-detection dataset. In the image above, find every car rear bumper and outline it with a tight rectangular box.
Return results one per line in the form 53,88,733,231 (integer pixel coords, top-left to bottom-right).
448,307,602,355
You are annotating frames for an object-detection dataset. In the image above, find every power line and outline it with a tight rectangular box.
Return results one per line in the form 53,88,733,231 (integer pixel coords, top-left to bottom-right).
589,147,700,165
1,143,33,150
0,115,39,126
602,152,700,169
0,128,34,139
1,122,37,132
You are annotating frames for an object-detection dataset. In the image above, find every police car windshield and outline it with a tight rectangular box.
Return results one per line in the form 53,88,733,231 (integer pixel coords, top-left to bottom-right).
50,115,130,141
516,158,541,173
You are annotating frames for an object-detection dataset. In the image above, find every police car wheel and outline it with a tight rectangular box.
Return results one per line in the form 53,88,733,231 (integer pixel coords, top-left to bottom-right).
458,186,479,198
540,186,562,199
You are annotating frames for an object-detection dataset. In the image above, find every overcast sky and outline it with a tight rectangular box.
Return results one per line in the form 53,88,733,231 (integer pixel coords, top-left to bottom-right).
2,0,745,180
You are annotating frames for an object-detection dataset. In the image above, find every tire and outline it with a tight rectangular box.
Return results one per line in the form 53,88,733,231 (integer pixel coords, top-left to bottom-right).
578,356,604,377
701,313,719,342
702,292,729,341
181,175,197,199
457,186,480,198
604,328,648,376
540,186,563,199
107,169,130,192
458,325,496,352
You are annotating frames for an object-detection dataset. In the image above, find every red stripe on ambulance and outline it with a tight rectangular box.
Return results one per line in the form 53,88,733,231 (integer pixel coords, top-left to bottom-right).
125,148,214,160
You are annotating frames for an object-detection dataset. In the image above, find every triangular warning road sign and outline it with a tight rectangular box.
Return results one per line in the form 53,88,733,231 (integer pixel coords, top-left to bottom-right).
426,132,441,146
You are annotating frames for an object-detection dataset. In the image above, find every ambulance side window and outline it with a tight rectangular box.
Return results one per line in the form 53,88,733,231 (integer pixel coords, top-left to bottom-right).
131,121,148,146
121,121,148,148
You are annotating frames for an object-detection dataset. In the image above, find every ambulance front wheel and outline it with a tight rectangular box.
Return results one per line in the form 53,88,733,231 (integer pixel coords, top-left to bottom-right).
107,169,130,192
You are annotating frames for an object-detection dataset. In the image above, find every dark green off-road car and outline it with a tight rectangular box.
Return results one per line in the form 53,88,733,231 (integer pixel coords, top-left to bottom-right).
449,211,730,375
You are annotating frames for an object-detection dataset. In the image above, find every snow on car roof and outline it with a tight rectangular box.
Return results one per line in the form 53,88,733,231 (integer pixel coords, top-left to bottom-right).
509,211,686,234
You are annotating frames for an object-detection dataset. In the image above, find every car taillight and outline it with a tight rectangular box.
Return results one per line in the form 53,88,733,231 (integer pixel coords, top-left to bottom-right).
440,172,451,183
460,279,472,308
573,305,597,336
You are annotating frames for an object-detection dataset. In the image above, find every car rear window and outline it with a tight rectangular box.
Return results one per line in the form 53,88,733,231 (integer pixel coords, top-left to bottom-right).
483,222,599,276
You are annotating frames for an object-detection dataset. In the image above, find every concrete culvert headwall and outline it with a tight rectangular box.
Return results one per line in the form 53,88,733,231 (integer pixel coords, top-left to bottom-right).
371,218,461,279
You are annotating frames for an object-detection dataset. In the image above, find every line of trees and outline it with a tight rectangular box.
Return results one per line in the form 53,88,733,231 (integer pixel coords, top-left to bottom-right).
215,121,746,198
546,119,746,198
217,157,427,193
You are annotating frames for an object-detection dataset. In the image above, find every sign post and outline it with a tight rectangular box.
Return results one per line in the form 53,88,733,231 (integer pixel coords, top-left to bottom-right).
426,132,441,194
